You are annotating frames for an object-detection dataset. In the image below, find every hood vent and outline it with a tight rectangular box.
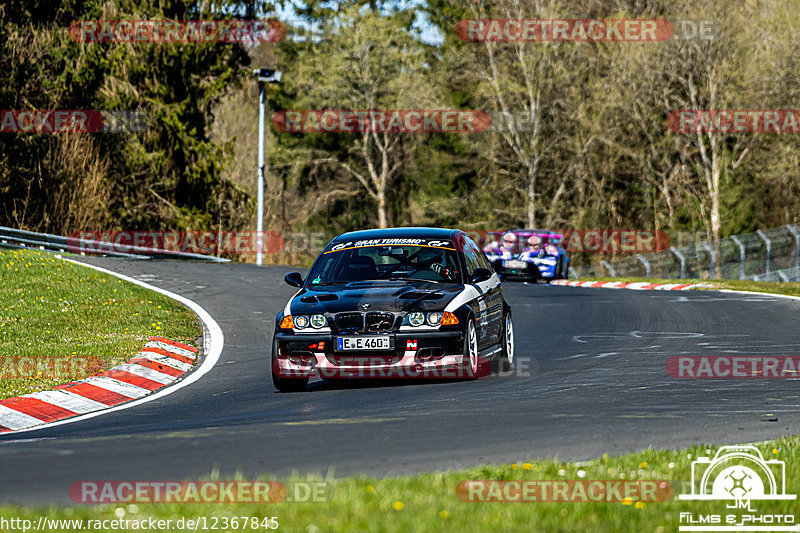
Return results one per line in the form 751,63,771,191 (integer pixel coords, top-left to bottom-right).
300,293,338,303
399,291,444,300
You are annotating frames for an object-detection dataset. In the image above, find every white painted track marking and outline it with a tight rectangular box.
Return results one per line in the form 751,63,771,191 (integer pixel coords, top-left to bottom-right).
24,390,108,414
0,406,47,429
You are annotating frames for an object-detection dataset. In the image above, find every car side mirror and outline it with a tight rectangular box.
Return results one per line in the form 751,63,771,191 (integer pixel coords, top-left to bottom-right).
471,268,492,284
284,272,304,287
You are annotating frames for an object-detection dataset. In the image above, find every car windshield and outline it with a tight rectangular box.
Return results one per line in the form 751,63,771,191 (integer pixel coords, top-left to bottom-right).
485,232,562,253
307,243,461,284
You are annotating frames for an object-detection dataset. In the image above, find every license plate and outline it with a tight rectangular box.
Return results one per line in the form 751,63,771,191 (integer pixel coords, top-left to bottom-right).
504,260,527,269
337,336,392,351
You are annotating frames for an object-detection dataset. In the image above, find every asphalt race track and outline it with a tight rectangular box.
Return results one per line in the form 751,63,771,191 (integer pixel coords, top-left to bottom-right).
2,257,800,505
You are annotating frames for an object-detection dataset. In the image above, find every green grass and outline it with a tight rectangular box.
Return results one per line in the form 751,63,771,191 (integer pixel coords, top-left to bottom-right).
2,438,800,532
0,248,201,399
583,276,800,298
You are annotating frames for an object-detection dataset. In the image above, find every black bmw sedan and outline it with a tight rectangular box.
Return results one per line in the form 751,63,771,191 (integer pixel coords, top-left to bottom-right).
271,227,514,392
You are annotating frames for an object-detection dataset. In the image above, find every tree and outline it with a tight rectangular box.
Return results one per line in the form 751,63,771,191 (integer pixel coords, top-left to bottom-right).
0,0,273,233
444,0,579,228
277,5,435,228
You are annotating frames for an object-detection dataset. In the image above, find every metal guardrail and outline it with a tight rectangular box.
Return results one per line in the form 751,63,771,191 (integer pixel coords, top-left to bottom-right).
0,226,230,262
575,223,800,282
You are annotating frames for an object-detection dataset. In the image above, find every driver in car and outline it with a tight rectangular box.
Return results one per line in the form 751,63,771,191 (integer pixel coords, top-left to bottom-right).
523,235,544,256
483,232,516,259
416,247,454,280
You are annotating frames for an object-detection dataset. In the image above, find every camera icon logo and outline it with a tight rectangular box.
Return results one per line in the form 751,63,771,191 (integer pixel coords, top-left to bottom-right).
679,445,795,501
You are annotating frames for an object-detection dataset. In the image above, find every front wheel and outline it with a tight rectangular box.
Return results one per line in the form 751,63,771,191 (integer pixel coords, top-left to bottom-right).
271,338,309,392
494,311,514,373
460,318,479,379
556,256,569,279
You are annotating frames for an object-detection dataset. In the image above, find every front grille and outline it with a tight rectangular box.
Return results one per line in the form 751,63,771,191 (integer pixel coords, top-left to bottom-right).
365,312,394,331
335,312,363,332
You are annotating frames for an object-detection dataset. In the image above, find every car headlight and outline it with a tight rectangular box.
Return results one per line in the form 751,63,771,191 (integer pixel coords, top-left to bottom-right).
310,314,327,329
293,315,309,329
407,312,425,327
427,312,442,326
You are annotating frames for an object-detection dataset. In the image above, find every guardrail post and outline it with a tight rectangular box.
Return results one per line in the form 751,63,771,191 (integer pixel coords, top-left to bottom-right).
636,254,651,278
756,229,771,275
670,247,686,278
602,260,616,277
700,241,717,279
730,235,746,279
787,224,800,271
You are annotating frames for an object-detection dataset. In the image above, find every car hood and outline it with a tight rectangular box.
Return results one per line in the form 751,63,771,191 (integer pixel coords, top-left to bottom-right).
289,280,465,315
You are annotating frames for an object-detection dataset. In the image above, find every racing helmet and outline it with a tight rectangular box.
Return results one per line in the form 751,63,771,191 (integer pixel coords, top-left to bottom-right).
417,247,446,266
527,235,542,249
501,232,517,249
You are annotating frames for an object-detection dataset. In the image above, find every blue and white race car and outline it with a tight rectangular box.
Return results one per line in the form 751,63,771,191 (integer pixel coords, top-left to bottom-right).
483,230,569,281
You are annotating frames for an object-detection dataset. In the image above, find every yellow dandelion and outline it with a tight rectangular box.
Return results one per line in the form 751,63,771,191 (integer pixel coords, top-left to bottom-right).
392,501,404,511
634,501,646,510
621,497,634,505
523,463,532,470
365,485,375,494
639,462,648,469
439,510,450,519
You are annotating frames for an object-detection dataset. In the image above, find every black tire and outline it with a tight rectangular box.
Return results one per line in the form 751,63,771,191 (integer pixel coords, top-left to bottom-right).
555,256,564,279
493,311,514,374
460,317,479,379
528,264,542,283
271,338,309,392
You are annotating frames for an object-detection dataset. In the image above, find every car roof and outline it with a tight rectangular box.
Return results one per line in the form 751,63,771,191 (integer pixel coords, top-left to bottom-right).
333,227,461,242
487,229,562,237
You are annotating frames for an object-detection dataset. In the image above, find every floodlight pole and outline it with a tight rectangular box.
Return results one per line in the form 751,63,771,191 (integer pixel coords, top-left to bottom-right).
256,81,266,265
253,69,281,266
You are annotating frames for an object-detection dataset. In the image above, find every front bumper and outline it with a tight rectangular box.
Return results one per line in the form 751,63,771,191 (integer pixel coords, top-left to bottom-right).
495,261,541,281
273,330,472,379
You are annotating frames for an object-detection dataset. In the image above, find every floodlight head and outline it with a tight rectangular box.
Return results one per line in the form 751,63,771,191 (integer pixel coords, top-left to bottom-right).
253,68,282,83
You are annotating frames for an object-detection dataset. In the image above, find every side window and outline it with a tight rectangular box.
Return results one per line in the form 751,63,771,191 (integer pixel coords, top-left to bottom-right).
461,237,481,277
468,239,492,270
